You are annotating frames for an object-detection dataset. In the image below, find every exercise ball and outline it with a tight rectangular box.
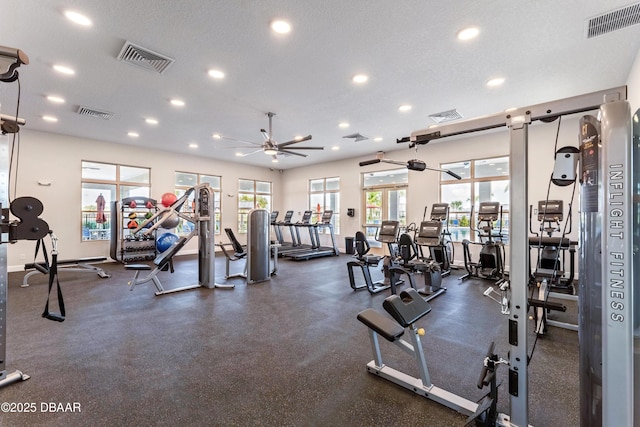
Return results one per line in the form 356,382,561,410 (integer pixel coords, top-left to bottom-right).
156,232,179,252
161,192,178,207
159,211,180,228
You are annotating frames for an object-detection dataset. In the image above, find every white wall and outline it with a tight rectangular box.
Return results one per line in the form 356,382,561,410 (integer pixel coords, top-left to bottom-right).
8,129,281,270
627,48,640,113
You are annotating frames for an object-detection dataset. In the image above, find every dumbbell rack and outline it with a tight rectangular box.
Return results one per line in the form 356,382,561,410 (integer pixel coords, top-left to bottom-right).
109,197,158,264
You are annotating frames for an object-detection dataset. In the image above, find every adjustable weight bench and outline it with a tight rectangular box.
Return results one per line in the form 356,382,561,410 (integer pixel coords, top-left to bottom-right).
125,237,188,295
23,257,111,287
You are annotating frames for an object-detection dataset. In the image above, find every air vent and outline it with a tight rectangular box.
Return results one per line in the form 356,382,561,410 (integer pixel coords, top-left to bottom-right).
117,41,174,74
586,2,640,38
428,109,463,124
77,106,114,120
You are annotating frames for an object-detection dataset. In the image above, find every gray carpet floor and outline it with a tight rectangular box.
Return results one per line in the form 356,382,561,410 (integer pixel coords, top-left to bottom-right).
0,253,578,426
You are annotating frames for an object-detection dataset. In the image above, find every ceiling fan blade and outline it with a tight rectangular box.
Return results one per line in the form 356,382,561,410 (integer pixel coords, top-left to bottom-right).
359,159,381,166
278,149,307,157
278,134,313,147
381,159,407,167
279,146,324,150
237,148,264,157
220,136,262,146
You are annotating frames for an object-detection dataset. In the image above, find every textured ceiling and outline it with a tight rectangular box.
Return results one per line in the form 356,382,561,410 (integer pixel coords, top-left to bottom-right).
3,1,640,169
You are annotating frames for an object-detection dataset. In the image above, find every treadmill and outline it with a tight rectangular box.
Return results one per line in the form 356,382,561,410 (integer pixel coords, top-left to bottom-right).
273,210,299,253
287,210,340,260
278,210,313,256
270,210,280,243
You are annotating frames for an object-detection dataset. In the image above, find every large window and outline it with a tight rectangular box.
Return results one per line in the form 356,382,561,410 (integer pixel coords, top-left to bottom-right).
238,179,271,233
309,177,340,234
362,168,408,242
175,172,221,235
440,156,509,242
81,161,150,241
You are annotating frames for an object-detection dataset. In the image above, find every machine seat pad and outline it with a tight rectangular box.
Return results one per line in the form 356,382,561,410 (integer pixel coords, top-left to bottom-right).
124,264,152,271
383,288,431,327
528,236,574,248
357,309,404,342
153,237,188,267
528,298,566,312
363,255,381,264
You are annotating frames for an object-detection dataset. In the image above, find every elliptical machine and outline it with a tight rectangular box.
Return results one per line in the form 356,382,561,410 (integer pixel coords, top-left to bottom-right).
460,201,506,283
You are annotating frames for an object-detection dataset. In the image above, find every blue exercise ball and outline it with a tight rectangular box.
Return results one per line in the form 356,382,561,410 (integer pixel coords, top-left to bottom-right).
156,232,179,253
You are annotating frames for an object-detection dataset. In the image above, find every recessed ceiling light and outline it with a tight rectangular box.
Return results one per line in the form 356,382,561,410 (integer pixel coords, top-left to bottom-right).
128,132,139,138
145,118,158,125
208,69,225,79
486,77,505,87
170,99,185,107
398,104,412,112
457,27,479,41
42,115,58,122
374,137,382,142
352,74,368,84
47,95,65,103
504,107,517,112
271,20,291,34
272,158,279,163
53,64,75,75
235,152,244,157
212,133,222,139
189,143,198,149
338,122,349,128
331,146,340,151
64,10,92,26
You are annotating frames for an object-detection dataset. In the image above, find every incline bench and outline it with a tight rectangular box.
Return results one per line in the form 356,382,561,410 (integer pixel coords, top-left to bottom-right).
23,257,111,287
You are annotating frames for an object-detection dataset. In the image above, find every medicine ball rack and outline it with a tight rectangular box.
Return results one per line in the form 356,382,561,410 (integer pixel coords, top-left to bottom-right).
109,197,158,264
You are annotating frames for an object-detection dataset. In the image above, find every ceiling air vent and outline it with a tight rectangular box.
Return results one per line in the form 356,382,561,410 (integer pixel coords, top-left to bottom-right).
77,106,114,120
586,2,640,38
428,109,463,124
117,41,174,74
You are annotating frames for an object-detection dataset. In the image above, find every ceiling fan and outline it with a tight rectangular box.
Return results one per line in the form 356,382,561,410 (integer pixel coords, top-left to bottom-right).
222,112,323,160
359,151,462,180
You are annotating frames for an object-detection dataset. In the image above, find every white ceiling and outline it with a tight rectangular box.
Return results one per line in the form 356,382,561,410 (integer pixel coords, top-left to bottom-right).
3,1,640,169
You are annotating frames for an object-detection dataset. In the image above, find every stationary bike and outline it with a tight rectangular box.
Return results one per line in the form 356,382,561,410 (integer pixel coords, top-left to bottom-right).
415,203,454,276
347,221,400,294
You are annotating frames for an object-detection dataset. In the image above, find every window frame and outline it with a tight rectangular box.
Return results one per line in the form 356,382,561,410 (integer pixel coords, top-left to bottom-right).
439,156,509,242
361,168,408,244
175,171,222,235
237,178,272,233
81,161,150,242
308,177,340,234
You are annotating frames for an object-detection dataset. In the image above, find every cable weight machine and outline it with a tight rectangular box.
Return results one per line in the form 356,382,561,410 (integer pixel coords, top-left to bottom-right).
406,85,634,427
